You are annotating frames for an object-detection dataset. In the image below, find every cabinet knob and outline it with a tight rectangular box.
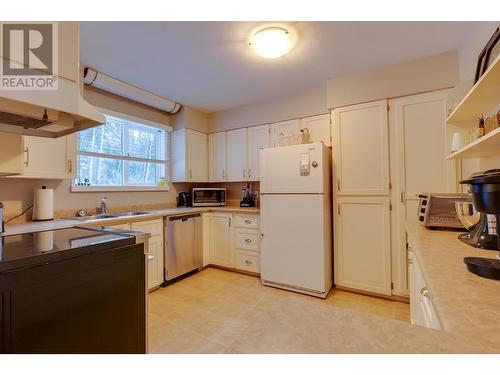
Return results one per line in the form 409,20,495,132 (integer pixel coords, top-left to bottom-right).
244,238,252,243
420,287,430,298
244,219,252,224
244,259,252,265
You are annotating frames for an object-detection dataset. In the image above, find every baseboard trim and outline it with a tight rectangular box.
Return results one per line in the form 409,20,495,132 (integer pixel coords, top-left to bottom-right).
207,264,260,278
335,285,409,303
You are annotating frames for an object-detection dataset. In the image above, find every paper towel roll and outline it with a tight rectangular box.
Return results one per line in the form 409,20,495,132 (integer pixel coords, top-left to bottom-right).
33,186,54,221
451,132,466,154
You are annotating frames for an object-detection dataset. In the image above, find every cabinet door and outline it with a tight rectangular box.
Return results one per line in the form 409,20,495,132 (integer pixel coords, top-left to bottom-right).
147,236,163,289
332,100,389,195
66,133,77,179
334,196,391,295
0,134,22,176
247,124,270,181
209,213,233,268
21,136,71,178
271,119,300,147
226,128,247,181
186,129,208,182
300,114,331,146
208,132,226,182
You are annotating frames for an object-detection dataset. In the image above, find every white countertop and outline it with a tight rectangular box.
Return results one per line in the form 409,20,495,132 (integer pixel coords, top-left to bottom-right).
1,206,260,236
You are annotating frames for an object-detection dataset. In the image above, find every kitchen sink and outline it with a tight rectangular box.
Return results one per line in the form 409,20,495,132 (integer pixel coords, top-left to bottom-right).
73,211,151,221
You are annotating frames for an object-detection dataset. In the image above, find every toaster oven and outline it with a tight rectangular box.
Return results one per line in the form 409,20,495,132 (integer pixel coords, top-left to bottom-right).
192,188,227,207
418,193,472,229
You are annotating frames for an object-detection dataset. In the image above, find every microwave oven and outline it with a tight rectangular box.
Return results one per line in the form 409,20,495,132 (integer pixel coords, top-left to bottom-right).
192,188,227,207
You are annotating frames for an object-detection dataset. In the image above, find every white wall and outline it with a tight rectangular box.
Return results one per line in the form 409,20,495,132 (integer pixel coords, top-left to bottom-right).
457,22,500,81
208,85,327,133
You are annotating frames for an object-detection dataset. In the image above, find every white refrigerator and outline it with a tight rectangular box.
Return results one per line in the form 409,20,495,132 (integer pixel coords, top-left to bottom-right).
260,142,333,298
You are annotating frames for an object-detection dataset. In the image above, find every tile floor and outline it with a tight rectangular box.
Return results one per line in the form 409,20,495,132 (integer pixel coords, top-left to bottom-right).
148,267,410,353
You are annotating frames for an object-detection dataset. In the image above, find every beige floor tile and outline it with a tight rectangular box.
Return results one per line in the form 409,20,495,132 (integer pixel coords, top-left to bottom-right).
148,267,410,353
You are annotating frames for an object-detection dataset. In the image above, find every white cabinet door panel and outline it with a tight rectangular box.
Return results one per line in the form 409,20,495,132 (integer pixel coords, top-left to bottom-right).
147,236,163,289
332,100,389,195
209,132,226,182
334,196,391,295
226,128,247,181
271,119,300,147
209,213,233,268
247,124,270,181
21,136,70,178
187,129,208,182
300,114,331,146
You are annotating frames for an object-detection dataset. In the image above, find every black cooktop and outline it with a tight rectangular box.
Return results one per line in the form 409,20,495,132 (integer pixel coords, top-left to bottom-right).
0,227,136,272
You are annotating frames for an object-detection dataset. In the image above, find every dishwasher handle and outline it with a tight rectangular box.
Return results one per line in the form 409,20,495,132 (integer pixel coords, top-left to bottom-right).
168,213,201,221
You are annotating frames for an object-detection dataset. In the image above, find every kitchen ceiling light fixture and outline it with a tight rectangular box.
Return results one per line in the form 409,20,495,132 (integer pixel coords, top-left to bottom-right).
249,27,294,59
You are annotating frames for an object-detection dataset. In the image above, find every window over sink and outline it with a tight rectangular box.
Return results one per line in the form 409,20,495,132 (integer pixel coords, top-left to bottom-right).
72,109,171,192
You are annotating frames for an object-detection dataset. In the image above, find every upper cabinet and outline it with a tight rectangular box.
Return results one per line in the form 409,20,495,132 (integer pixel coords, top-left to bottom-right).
14,135,76,179
0,134,23,176
2,134,76,179
247,124,270,181
270,119,300,147
300,114,331,146
332,100,390,195
172,128,208,182
226,128,248,181
209,132,226,182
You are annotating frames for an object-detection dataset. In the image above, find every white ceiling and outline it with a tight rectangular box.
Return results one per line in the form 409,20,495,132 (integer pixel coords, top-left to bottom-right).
80,21,474,113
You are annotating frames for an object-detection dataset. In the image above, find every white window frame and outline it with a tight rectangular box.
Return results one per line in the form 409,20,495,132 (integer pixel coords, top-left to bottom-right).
71,108,172,192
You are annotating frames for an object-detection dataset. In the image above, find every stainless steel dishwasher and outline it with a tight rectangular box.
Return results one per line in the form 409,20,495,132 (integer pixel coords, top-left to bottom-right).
164,213,202,282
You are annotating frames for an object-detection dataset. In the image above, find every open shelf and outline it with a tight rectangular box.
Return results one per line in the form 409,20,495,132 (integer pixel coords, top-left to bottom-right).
447,126,500,159
447,54,500,125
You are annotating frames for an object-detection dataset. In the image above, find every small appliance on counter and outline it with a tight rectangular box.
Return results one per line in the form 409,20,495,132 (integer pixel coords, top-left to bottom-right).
240,184,256,207
460,169,500,280
177,191,192,207
454,201,497,250
32,186,54,221
418,192,472,229
192,188,226,207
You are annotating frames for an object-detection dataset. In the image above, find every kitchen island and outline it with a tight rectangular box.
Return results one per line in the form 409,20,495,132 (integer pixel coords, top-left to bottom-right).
0,227,149,353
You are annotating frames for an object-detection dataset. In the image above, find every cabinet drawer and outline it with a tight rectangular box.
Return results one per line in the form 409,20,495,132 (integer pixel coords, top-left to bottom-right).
235,250,260,273
131,219,163,237
234,214,260,229
235,230,260,251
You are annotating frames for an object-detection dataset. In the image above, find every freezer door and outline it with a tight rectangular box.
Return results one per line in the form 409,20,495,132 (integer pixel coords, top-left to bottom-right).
261,143,327,194
260,194,328,293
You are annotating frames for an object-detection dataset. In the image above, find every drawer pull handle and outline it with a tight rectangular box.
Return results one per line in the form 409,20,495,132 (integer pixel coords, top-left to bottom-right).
244,219,252,224
244,238,252,243
244,260,253,265
420,287,430,298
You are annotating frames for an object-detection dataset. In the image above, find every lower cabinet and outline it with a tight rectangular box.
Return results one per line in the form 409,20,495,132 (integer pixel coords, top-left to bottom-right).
209,213,234,268
107,219,164,290
408,243,441,330
334,196,392,295
207,212,261,273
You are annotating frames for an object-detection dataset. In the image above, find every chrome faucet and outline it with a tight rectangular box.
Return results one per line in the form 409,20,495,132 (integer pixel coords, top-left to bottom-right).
99,197,109,214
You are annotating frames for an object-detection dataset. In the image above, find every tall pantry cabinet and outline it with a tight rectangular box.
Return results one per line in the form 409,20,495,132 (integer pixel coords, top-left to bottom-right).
332,100,392,296
332,90,452,298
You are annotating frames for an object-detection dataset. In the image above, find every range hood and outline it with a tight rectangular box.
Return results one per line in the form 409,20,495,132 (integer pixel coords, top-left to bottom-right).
0,68,106,138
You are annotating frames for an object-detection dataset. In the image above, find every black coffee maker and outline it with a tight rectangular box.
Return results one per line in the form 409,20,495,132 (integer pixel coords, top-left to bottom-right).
460,169,500,280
